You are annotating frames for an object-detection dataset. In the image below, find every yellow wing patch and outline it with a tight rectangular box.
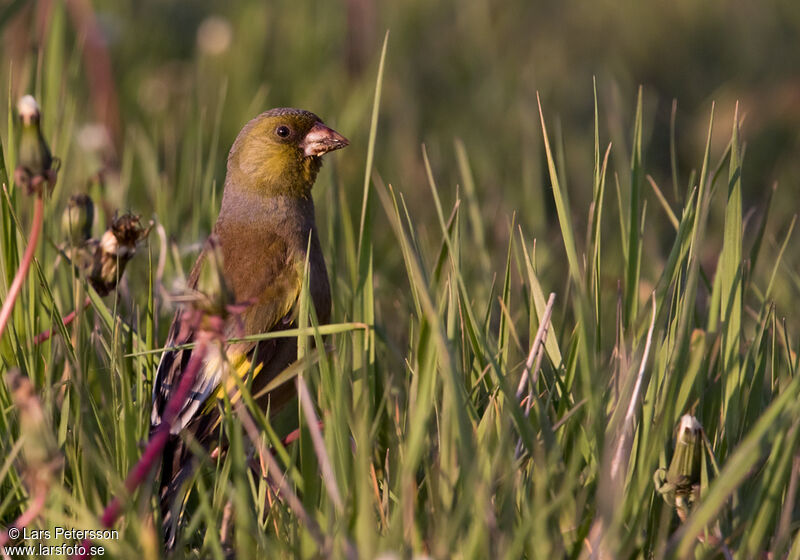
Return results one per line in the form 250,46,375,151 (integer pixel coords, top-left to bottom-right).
202,347,264,414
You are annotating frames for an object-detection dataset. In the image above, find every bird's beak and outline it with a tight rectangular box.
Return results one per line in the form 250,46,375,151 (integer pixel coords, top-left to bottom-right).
301,122,349,157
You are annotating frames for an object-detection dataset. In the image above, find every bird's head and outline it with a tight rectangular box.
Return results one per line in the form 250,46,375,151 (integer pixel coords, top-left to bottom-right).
227,108,348,198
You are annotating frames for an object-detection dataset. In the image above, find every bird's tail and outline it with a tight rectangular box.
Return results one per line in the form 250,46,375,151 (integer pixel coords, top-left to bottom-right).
158,433,195,552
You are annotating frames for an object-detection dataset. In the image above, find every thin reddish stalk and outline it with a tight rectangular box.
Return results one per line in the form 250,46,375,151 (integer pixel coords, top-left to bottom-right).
280,420,324,446
0,492,47,546
0,196,45,342
33,295,91,344
74,334,209,559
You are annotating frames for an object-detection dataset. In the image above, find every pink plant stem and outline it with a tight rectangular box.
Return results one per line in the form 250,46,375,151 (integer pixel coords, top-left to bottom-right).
281,420,325,446
0,196,45,343
0,491,46,546
33,296,92,344
74,334,210,559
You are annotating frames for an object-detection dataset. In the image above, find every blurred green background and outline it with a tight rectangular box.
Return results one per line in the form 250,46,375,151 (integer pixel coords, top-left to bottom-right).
2,2,800,556
2,0,799,327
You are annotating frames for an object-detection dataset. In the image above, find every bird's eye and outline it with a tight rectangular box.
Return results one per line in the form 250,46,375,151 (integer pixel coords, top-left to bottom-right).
276,125,291,138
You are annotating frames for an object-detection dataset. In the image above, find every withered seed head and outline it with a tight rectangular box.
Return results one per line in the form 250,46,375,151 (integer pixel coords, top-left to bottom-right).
111,211,150,246
85,211,152,296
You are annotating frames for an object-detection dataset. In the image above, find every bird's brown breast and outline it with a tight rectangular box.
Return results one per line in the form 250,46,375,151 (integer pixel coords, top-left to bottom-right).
213,191,330,413
214,191,330,331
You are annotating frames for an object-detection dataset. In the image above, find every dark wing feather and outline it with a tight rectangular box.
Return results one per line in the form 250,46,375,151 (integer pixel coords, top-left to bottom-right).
151,230,304,549
150,231,302,435
149,250,206,431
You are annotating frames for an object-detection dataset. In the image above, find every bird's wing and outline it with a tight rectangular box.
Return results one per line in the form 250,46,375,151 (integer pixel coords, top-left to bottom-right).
150,232,302,435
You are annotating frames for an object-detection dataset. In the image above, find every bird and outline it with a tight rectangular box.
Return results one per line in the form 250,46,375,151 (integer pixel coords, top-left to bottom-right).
149,107,348,548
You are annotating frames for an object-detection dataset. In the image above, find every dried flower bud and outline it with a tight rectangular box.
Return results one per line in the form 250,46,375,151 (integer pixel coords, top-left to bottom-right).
62,193,95,246
86,211,152,295
6,369,63,492
654,414,703,521
14,95,58,195
17,95,40,125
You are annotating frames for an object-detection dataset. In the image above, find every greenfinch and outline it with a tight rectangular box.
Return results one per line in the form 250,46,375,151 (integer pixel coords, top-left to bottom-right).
150,108,348,546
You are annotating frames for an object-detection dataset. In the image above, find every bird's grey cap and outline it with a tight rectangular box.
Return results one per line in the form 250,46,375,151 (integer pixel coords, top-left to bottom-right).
261,107,321,121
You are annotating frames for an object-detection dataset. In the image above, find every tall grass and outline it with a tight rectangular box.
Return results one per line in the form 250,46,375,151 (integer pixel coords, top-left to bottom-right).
1,6,800,560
